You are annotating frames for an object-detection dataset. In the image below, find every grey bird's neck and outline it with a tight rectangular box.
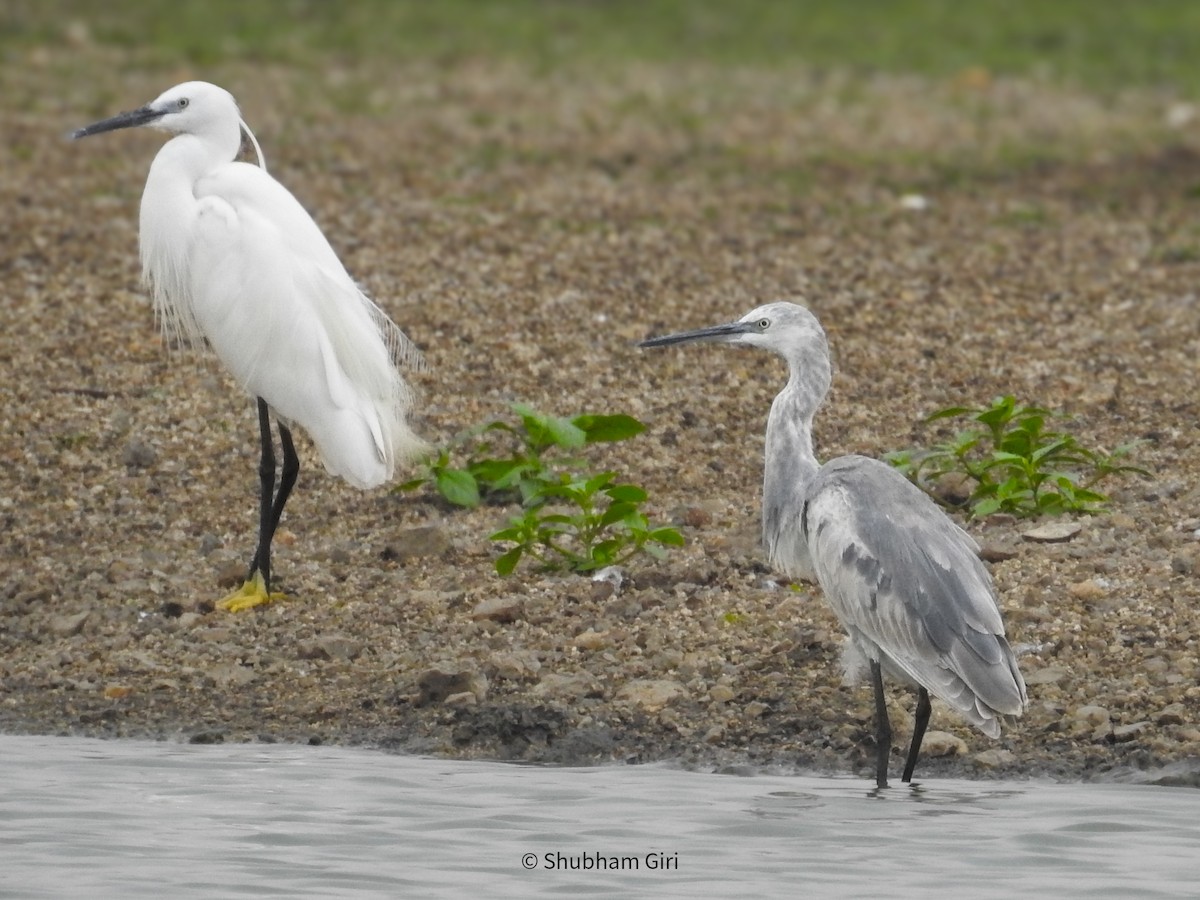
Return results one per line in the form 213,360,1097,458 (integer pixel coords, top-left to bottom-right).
761,360,828,580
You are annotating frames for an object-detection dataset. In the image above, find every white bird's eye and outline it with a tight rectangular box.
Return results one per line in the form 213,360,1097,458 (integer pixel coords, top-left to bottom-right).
178,97,189,109
757,318,770,330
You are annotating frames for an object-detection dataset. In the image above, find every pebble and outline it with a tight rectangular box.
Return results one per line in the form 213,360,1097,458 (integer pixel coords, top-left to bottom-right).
416,667,488,705
1155,704,1186,726
921,731,968,758
470,596,522,623
973,748,1016,768
708,684,736,704
298,634,362,662
122,438,157,469
1112,721,1151,742
1073,704,1111,726
530,672,596,700
1021,522,1081,543
1067,579,1107,601
574,629,609,651
382,524,450,562
49,611,89,637
616,679,687,712
1024,666,1069,685
488,650,541,681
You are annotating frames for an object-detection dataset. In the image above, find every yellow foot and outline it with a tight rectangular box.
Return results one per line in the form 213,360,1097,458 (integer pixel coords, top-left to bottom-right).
216,572,287,612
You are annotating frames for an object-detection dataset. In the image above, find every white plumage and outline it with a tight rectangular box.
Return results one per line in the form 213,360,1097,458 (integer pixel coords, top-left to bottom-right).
74,81,427,608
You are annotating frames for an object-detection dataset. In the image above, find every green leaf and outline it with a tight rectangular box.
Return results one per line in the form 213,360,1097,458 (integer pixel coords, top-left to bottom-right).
605,483,648,503
572,413,646,443
396,477,429,492
973,497,1003,517
495,546,524,576
436,469,480,507
649,527,685,546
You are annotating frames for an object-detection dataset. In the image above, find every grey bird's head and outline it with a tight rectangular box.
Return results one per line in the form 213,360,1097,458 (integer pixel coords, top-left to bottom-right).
640,301,830,369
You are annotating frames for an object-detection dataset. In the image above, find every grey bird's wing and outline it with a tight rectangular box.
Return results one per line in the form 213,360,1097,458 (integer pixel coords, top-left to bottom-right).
803,455,1027,736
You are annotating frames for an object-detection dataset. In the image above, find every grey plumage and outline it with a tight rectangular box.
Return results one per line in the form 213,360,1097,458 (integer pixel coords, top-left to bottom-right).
641,301,1026,787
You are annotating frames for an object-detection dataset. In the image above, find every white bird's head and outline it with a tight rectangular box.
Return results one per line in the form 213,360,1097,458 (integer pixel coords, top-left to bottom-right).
73,81,238,139
640,301,829,365
71,81,265,168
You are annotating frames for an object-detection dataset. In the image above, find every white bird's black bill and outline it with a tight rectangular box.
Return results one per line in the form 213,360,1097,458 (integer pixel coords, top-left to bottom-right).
639,320,752,348
72,105,164,140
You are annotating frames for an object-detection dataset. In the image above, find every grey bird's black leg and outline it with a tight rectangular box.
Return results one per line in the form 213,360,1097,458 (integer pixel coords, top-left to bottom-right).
870,659,891,789
902,687,931,784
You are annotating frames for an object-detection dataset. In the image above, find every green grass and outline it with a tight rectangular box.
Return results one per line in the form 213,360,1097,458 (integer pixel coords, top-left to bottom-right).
5,1,1200,91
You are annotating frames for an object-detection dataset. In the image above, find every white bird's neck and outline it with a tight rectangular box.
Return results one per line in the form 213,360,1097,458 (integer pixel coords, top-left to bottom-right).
139,127,240,330
761,356,829,580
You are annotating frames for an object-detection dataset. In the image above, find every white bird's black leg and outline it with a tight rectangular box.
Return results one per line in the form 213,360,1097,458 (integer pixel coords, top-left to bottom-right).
901,687,931,784
221,399,296,611
870,659,891,789
250,397,276,590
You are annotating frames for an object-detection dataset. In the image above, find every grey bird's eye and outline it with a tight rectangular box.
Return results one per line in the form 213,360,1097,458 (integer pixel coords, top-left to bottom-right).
757,318,770,330
178,97,189,109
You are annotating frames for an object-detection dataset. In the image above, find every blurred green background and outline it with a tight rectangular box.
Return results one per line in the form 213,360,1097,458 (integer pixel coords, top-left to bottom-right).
3,0,1200,92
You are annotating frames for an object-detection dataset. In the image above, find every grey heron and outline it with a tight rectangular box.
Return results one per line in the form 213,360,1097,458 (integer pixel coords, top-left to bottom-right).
641,301,1026,787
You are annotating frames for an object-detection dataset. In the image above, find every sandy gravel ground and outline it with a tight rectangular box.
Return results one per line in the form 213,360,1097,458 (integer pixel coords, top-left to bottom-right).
2,53,1199,783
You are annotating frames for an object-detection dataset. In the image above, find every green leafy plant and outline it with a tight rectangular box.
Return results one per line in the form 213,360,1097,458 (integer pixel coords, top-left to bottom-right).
399,403,645,508
399,404,683,574
490,471,684,575
885,395,1147,518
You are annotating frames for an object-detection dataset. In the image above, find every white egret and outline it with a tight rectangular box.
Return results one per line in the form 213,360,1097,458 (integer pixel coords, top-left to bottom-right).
641,302,1026,787
73,82,428,611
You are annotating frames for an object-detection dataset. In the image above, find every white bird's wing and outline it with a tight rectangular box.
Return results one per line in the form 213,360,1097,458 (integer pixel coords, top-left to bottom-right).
803,456,1027,736
178,161,426,486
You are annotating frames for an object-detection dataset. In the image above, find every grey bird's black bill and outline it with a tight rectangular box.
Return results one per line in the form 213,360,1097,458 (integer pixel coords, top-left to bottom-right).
639,320,751,349
72,105,164,140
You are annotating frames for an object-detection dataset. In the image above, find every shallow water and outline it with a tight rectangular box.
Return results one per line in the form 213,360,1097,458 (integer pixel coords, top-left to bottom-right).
1,734,1196,899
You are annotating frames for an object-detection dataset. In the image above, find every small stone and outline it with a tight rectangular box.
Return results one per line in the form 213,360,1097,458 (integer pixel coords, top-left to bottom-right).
744,701,768,718
589,580,617,603
1170,550,1198,576
1074,704,1111,726
298,634,362,662
103,684,133,699
1024,666,1069,685
1067,579,1107,601
381,524,450,562
444,691,477,707
488,650,541,681
708,684,736,704
677,506,712,528
470,596,522,623
530,672,596,700
574,629,609,651
979,542,1018,563
1112,721,1151,742
207,663,257,687
122,438,157,468
415,667,487,706
1155,703,1186,727
921,731,968,758
973,748,1016,768
106,560,136,584
49,611,89,637
703,725,725,744
1021,522,1082,543
616,678,687,712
